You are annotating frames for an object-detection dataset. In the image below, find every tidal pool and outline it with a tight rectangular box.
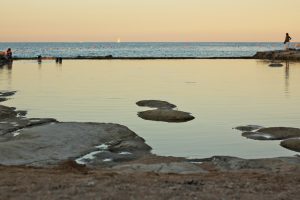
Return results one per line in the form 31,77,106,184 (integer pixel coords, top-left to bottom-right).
1,59,300,158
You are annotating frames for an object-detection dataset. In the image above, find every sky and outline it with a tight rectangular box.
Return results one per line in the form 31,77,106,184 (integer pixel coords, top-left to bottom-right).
1,0,300,42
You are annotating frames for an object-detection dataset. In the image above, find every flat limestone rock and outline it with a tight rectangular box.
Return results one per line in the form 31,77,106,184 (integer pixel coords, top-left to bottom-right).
0,91,16,97
281,138,300,152
0,122,151,166
0,105,18,120
242,127,300,140
0,117,57,136
1,100,55,136
136,100,176,109
234,125,263,132
269,63,283,67
138,109,195,123
0,98,7,102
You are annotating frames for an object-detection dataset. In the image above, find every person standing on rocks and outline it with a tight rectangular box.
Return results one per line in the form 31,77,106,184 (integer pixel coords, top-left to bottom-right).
5,48,13,60
284,33,292,50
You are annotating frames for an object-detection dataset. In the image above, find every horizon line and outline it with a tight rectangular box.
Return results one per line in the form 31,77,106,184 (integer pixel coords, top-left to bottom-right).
0,41,294,43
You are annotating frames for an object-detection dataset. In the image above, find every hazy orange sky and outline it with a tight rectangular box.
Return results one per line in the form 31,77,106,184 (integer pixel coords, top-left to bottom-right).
1,0,300,42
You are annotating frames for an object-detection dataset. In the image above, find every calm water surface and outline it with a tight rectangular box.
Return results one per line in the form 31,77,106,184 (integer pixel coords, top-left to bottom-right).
1,59,300,159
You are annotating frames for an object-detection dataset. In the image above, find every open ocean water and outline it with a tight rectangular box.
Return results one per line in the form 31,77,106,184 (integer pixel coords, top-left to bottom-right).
0,42,291,58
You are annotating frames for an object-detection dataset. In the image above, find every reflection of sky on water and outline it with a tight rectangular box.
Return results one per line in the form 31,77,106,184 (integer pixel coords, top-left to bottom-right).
1,59,300,159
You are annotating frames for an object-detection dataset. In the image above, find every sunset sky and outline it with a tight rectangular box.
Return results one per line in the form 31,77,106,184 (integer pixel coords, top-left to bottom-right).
1,0,300,42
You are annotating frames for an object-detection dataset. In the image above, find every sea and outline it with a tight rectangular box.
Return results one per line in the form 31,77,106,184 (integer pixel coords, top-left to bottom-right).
0,42,290,58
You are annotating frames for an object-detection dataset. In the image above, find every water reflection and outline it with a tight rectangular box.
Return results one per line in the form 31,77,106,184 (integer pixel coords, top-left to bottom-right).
38,62,42,69
0,61,13,70
285,61,290,95
0,61,13,88
2,59,300,159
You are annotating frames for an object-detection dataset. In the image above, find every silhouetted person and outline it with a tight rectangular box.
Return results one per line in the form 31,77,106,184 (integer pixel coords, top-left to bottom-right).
37,55,42,63
284,33,292,50
56,57,62,63
5,48,12,60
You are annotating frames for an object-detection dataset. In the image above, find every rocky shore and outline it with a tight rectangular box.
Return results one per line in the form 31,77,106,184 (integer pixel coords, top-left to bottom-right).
1,91,300,199
0,56,9,66
235,125,300,152
254,49,300,61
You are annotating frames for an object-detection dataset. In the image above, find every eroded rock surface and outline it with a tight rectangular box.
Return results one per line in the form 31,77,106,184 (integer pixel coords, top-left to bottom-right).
136,100,176,109
234,125,263,132
0,101,57,136
0,91,16,97
0,105,17,120
242,127,300,140
281,138,300,152
236,125,300,152
0,92,152,167
138,109,195,123
0,117,57,136
0,92,16,102
137,100,195,123
0,122,151,166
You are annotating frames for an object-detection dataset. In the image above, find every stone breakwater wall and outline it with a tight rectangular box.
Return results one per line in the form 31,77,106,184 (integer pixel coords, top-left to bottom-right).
253,50,300,61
